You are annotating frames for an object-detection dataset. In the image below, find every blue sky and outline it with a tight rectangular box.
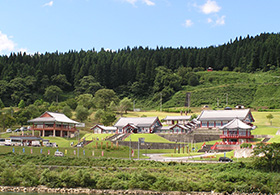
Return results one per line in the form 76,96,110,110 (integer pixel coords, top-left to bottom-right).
0,0,279,55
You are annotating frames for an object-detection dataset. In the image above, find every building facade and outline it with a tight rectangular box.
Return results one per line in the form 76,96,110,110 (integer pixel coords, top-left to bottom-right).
91,124,117,134
196,109,254,129
219,118,255,144
162,116,191,125
114,117,162,134
28,111,79,137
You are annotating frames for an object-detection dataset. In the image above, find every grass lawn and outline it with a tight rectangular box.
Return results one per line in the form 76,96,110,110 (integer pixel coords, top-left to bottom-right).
82,133,112,141
268,135,280,143
163,152,202,157
0,144,148,159
123,133,172,143
122,111,198,121
42,137,76,148
251,125,279,135
252,111,280,127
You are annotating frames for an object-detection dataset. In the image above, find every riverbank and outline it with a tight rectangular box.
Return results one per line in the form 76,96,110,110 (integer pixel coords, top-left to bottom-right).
1,186,280,195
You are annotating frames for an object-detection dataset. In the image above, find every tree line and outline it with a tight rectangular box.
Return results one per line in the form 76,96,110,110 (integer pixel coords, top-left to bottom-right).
1,32,280,108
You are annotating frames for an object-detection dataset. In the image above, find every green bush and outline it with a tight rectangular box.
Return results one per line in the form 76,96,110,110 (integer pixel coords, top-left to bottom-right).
96,175,117,189
240,143,252,148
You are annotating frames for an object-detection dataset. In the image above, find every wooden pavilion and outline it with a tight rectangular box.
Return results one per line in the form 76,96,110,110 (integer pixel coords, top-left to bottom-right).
28,111,79,137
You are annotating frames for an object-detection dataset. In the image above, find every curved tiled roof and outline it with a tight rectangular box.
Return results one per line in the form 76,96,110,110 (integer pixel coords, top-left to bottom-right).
197,109,252,121
114,117,159,127
163,116,191,121
27,111,79,124
219,118,255,130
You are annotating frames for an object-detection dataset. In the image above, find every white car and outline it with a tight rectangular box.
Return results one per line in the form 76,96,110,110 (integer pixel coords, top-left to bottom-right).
6,129,12,133
76,143,83,147
54,151,64,157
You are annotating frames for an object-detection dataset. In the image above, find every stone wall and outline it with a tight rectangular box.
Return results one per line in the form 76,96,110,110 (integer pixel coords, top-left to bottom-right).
156,134,194,142
114,141,186,150
234,148,254,158
157,133,220,143
0,186,249,195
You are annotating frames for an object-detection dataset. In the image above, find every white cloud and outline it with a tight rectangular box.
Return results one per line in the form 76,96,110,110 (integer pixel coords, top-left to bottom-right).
18,48,29,54
184,19,193,27
215,15,225,25
0,31,16,53
142,0,155,6
200,0,221,14
123,0,137,6
43,1,54,7
122,0,155,6
0,31,31,55
207,18,213,23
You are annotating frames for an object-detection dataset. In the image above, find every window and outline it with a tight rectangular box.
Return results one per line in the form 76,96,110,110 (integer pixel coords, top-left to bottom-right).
216,121,221,127
209,121,214,127
202,122,207,127
239,131,246,136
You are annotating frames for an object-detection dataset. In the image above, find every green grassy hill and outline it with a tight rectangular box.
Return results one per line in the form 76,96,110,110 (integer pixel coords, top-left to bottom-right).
164,71,280,109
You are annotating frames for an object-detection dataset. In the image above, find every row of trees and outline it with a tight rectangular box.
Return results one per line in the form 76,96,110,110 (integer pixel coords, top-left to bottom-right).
0,88,133,130
1,33,280,107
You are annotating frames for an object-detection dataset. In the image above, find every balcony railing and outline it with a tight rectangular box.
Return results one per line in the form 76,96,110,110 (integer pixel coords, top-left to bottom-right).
30,127,77,132
220,135,254,139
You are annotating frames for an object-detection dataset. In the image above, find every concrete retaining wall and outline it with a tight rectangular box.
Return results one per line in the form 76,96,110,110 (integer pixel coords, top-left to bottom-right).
253,134,274,138
234,148,254,158
114,141,186,150
158,133,220,143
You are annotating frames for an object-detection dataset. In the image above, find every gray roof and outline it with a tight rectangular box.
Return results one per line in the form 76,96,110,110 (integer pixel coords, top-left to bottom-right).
114,117,159,128
156,126,171,131
27,111,79,124
219,118,255,130
163,116,191,121
9,136,43,140
92,125,117,131
197,109,251,121
170,124,190,130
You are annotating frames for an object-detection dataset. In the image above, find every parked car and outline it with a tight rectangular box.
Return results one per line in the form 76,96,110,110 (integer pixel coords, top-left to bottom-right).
6,128,12,133
54,151,64,157
45,142,53,147
76,143,83,147
20,127,27,131
14,128,21,133
31,141,41,147
219,157,233,162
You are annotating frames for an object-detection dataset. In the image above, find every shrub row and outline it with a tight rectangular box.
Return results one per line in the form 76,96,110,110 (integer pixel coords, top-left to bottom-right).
0,155,279,193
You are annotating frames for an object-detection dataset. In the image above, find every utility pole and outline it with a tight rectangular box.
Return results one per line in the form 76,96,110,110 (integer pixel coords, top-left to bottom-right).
133,100,135,111
129,134,131,160
160,93,162,112
226,93,228,106
138,138,140,160
77,130,79,158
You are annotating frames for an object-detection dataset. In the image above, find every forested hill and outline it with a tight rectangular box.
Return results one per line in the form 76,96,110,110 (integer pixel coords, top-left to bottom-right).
0,32,280,107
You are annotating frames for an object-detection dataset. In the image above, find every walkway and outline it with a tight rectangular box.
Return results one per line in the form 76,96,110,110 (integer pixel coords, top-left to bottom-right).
144,152,222,163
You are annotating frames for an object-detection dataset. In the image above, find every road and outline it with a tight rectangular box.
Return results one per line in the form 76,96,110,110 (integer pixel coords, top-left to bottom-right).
144,152,222,163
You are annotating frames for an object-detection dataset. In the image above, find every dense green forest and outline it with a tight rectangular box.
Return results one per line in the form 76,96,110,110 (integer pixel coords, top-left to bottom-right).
0,33,280,108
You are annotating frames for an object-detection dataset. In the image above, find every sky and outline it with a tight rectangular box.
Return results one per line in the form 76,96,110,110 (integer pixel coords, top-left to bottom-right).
0,0,280,55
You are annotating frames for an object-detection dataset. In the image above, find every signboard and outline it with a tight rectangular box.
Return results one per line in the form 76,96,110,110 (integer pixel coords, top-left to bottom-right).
139,138,145,145
76,123,85,127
